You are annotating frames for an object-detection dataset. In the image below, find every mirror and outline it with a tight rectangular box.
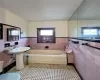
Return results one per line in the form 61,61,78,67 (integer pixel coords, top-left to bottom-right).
68,9,78,37
68,0,100,39
7,28,20,41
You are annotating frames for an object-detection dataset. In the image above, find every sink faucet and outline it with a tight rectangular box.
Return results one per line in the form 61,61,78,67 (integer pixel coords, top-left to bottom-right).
11,45,17,49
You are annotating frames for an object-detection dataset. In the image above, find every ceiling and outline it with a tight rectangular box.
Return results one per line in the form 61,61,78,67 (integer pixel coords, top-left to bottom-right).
78,0,100,20
2,0,83,21
70,0,100,20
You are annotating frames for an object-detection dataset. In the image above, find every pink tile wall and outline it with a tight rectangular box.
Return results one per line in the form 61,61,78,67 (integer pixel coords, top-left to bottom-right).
28,38,68,50
19,38,28,47
88,42,100,48
70,40,100,80
94,43,100,48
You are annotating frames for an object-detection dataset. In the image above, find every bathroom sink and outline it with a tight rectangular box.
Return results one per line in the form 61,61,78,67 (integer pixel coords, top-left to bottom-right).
9,47,30,70
9,47,30,54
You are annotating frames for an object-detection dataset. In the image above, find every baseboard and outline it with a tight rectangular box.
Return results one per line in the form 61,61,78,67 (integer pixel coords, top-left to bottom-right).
3,61,16,73
73,64,83,80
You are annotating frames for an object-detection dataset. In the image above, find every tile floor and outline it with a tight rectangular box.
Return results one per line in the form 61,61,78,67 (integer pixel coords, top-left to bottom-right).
9,64,81,80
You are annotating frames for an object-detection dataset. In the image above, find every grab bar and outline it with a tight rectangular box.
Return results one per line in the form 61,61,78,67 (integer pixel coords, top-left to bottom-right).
82,43,100,50
71,41,79,44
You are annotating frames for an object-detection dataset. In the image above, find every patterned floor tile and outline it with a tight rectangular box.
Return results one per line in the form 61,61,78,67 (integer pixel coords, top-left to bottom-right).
9,64,81,80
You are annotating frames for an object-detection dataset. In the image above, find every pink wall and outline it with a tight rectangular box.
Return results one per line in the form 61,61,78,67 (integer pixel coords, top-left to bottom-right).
19,38,28,47
70,40,100,80
28,38,69,50
89,42,100,48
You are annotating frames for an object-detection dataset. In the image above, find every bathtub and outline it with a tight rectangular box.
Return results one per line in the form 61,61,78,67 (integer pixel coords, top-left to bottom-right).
27,50,67,64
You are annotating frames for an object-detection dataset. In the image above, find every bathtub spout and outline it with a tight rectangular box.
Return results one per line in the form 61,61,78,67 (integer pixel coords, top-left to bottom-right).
45,46,49,49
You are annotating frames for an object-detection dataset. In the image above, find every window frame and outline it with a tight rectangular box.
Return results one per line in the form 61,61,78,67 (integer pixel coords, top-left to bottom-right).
81,27,100,37
37,28,55,43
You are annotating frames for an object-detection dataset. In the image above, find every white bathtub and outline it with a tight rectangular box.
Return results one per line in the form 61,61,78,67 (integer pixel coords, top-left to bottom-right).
27,50,67,64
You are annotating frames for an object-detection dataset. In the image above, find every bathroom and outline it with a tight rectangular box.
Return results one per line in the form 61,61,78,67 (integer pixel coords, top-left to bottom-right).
0,0,100,80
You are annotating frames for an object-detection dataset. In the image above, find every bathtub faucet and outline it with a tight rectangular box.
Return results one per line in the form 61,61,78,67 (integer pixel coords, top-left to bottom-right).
45,46,49,49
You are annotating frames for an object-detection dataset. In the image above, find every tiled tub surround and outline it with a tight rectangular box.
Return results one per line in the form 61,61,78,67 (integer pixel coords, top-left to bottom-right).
69,39,100,80
28,37,69,50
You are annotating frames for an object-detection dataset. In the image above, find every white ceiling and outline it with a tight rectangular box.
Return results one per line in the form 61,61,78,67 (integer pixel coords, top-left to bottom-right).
2,0,83,21
70,0,100,20
77,0,100,20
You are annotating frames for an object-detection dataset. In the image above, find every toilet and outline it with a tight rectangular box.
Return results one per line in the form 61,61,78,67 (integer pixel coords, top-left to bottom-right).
0,61,20,80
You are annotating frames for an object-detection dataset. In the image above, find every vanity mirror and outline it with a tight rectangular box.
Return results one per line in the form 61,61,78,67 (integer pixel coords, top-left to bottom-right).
68,0,100,39
7,28,20,41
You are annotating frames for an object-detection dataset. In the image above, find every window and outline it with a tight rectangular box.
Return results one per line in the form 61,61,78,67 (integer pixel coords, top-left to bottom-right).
83,29,98,35
37,28,55,43
40,30,53,36
11,30,19,35
82,27,100,37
